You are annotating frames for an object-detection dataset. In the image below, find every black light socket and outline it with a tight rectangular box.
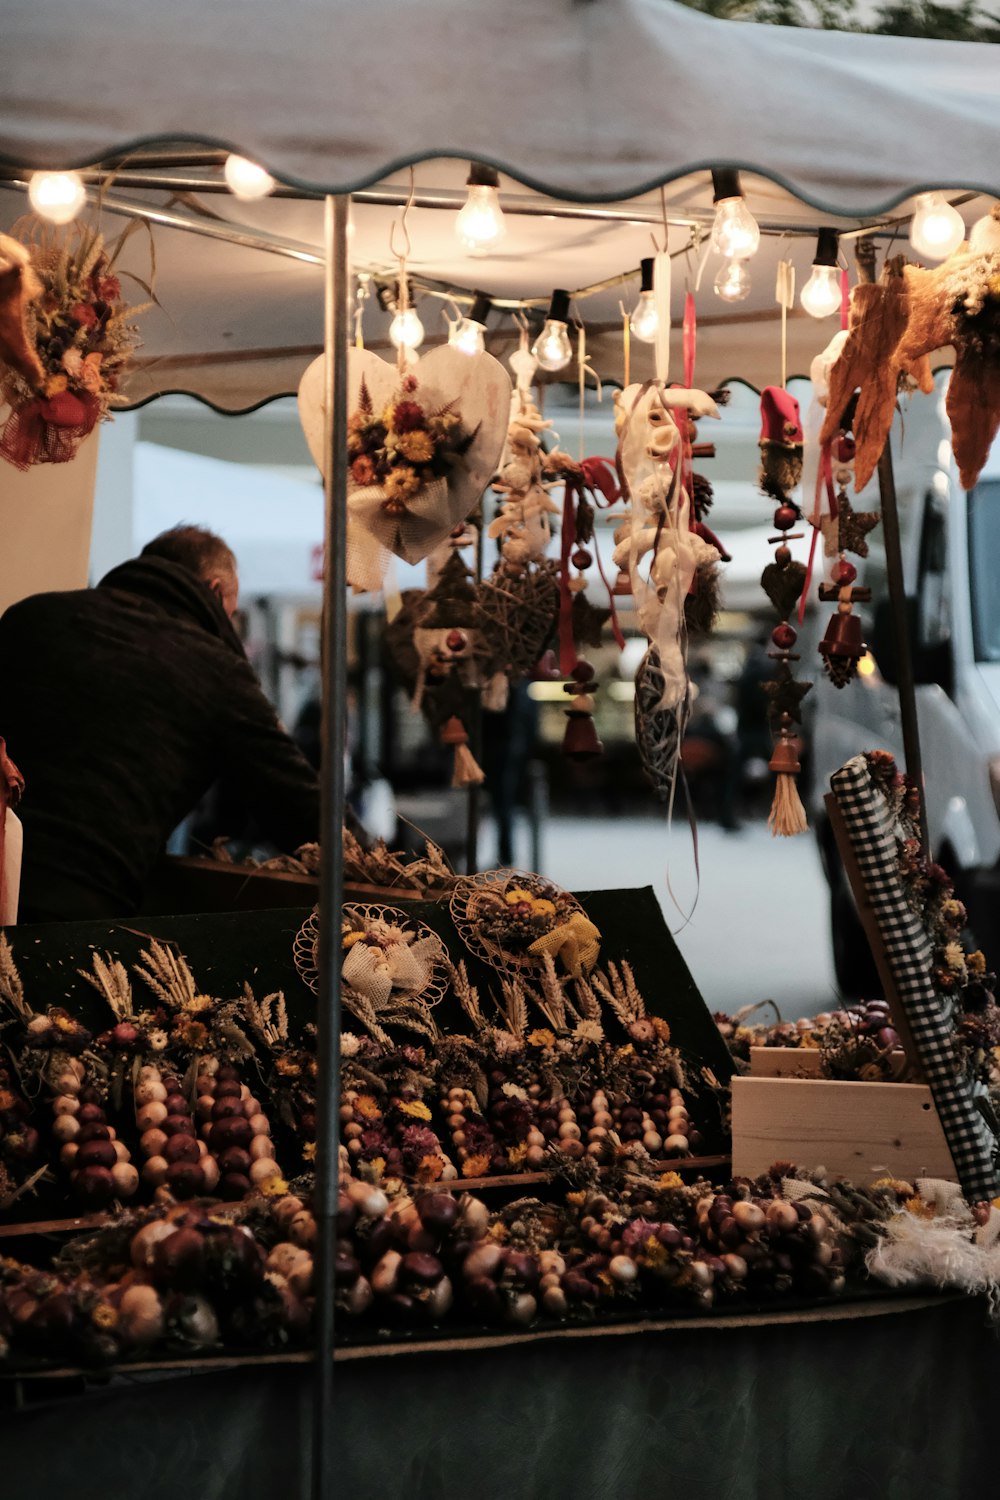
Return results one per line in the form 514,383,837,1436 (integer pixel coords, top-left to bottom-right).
813,228,840,267
546,288,571,324
467,162,500,189
639,256,655,293
711,167,742,204
469,292,492,324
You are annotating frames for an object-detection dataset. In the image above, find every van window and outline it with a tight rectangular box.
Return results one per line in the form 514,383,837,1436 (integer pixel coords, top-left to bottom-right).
969,481,1000,661
917,490,950,650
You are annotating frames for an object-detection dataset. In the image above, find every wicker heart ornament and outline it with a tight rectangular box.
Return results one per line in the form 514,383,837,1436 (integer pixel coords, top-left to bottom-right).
298,346,510,592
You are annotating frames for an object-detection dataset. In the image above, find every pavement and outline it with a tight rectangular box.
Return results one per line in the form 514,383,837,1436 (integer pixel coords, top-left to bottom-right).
477,813,840,1023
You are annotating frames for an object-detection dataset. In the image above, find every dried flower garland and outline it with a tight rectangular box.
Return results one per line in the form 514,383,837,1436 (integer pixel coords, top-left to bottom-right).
10,1160,993,1368
0,220,148,471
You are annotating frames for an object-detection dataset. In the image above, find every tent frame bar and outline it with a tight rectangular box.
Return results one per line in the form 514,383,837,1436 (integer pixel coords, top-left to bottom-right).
313,194,350,1500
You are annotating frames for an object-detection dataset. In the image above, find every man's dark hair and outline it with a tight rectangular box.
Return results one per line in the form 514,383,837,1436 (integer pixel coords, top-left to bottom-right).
141,526,237,584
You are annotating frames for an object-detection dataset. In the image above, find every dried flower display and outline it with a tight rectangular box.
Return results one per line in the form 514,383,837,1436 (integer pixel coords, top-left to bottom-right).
450,869,600,980
0,220,149,470
7,1154,1000,1369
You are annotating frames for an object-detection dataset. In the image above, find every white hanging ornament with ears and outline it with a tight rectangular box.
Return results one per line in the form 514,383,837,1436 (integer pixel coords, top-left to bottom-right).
612,382,721,713
612,382,721,800
298,346,511,594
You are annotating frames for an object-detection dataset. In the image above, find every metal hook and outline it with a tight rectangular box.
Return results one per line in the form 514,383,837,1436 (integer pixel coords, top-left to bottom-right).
388,166,416,264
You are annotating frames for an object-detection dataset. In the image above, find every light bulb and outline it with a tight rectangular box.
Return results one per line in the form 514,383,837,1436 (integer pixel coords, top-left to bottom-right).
629,291,658,343
456,184,506,252
910,192,964,260
711,197,760,261
449,317,486,356
28,171,86,225
531,319,572,372
713,259,751,303
389,306,425,351
224,154,276,200
800,264,842,319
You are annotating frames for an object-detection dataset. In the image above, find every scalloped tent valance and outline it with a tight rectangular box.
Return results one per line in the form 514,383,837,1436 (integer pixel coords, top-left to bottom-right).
3,0,1000,213
0,0,991,404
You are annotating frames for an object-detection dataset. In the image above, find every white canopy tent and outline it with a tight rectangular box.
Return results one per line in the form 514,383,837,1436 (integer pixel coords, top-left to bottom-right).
1,0,997,407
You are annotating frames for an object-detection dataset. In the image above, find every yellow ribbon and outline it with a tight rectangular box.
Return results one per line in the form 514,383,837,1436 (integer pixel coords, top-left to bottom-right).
528,911,602,979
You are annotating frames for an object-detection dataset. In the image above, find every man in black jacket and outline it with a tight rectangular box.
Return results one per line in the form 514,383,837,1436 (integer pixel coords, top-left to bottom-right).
0,525,321,922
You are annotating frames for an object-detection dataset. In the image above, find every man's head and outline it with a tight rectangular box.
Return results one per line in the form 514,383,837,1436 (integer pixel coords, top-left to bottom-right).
140,526,240,619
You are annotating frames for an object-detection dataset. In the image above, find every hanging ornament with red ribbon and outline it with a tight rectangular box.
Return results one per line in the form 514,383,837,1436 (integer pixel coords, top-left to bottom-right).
804,365,880,688
758,386,812,836
613,380,726,801
816,432,879,688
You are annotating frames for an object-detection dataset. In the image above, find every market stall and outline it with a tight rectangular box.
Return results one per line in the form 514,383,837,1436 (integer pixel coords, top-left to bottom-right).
3,2,1000,1496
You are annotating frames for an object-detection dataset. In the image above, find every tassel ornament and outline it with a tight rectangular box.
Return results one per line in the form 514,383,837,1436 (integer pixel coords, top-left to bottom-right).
440,715,485,787
767,720,808,837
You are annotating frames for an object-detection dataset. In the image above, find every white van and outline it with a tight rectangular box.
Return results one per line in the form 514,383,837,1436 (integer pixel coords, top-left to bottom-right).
807,370,1000,993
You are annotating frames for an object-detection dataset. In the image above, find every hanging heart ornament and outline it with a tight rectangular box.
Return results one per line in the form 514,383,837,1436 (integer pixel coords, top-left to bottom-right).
298,346,511,592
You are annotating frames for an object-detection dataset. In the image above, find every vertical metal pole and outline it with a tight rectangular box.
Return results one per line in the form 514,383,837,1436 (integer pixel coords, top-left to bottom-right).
465,513,485,873
854,240,930,852
312,193,349,1500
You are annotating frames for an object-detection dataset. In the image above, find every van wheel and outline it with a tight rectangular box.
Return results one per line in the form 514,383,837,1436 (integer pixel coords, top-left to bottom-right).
830,863,881,1000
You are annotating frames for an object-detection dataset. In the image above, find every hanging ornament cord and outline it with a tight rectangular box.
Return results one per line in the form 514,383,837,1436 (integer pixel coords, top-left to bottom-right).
653,247,672,386
389,170,417,375
354,272,370,349
776,257,795,393
620,300,631,388
615,383,701,921
660,449,701,929
579,456,626,651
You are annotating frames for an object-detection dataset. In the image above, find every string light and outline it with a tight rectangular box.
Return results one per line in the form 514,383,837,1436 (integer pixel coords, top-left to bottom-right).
531,289,573,372
389,304,425,352
909,192,965,260
800,228,842,319
28,171,86,225
629,257,658,343
223,154,276,201
455,164,506,253
713,259,751,303
448,292,491,356
710,169,760,261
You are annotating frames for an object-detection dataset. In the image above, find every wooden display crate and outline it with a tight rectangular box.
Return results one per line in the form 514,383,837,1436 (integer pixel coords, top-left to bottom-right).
731,1075,957,1184
731,791,962,1187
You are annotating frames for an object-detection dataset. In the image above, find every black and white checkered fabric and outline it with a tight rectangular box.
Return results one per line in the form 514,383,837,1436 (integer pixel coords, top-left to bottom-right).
831,755,1000,1201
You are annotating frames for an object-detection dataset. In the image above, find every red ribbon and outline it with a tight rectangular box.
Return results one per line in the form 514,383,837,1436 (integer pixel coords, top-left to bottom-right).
0,389,100,472
798,439,837,624
559,465,628,665
579,456,620,506
840,269,850,331
683,292,697,388
558,480,579,675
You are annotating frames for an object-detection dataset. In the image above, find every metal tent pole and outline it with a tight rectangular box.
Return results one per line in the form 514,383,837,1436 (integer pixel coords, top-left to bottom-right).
312,192,350,1500
854,239,930,852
